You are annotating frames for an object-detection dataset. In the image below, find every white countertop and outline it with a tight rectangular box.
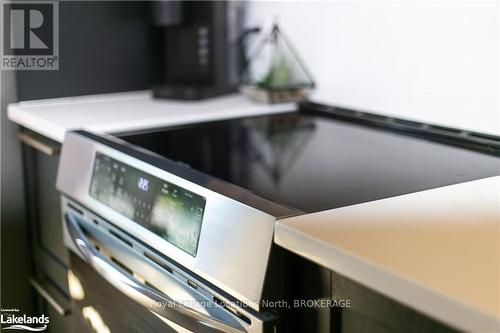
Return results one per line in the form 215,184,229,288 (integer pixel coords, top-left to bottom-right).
7,90,296,142
275,176,500,333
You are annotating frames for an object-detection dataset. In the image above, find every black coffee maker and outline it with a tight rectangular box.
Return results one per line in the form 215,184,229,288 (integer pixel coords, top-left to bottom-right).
152,1,244,100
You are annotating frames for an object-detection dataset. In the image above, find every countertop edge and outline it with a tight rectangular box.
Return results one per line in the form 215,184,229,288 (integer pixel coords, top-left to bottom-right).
8,103,67,142
7,91,297,143
274,221,500,333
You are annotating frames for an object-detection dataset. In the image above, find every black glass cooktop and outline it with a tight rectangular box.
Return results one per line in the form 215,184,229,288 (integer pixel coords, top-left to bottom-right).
118,112,500,213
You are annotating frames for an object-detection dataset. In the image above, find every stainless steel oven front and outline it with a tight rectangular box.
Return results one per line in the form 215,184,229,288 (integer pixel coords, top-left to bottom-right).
57,131,298,333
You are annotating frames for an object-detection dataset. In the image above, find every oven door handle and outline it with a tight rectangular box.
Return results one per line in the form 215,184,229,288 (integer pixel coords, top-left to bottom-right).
65,212,247,333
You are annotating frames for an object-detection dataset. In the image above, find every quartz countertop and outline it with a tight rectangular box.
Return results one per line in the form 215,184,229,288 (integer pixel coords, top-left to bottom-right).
7,90,296,142
275,176,500,333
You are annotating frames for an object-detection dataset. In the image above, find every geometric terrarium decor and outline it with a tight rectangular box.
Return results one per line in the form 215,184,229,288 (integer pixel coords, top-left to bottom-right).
240,24,315,104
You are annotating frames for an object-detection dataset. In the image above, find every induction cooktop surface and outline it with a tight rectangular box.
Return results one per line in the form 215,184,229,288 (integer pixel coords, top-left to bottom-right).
119,112,500,213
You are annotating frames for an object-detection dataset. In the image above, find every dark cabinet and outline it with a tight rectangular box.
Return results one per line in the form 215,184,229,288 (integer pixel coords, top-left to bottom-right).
20,130,71,332
278,248,463,333
335,309,393,333
30,278,70,332
35,149,68,265
283,254,332,333
330,271,462,333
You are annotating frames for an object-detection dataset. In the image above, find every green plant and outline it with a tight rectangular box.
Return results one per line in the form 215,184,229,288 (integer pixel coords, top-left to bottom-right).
257,56,293,89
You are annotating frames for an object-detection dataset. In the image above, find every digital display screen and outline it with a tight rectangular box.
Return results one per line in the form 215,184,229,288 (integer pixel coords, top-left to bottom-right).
89,152,206,256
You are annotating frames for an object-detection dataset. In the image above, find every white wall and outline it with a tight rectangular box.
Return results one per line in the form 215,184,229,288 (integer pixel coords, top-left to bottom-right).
246,1,499,135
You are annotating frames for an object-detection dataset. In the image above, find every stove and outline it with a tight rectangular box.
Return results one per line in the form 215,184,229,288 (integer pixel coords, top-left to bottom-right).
56,108,499,333
119,111,499,212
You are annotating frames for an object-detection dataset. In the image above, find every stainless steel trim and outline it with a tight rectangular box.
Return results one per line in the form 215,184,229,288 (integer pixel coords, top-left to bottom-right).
56,131,281,310
18,132,60,156
65,211,246,333
29,278,69,316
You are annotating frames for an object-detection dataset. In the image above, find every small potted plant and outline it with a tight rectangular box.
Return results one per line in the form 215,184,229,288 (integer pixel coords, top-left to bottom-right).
241,24,315,104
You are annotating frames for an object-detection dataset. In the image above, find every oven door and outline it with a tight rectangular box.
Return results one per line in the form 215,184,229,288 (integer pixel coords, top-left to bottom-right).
70,252,188,333
64,209,247,333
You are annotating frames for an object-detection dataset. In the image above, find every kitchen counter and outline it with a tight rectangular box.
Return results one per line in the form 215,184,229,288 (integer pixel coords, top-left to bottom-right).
7,90,296,142
275,176,500,333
